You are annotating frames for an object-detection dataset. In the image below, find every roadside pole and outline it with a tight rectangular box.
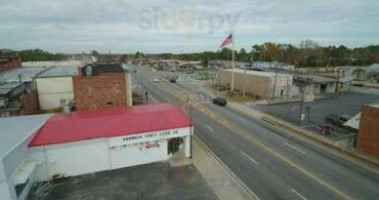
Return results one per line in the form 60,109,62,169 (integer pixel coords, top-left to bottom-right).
231,33,235,92
272,62,278,98
243,68,247,96
188,95,193,159
299,87,304,125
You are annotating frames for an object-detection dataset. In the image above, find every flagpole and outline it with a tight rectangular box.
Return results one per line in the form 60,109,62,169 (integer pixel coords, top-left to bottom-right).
231,32,235,92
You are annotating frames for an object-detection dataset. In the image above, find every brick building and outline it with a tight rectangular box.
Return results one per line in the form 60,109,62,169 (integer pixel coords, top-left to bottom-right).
0,56,21,73
356,104,379,157
73,63,132,111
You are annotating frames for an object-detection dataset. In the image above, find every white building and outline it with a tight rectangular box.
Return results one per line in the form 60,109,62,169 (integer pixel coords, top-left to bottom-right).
0,103,192,200
220,69,293,98
34,65,79,110
0,114,52,200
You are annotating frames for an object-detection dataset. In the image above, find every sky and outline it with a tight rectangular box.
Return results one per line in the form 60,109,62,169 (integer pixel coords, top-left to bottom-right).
0,0,378,54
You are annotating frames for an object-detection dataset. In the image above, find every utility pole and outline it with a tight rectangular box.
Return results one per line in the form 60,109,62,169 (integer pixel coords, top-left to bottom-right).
335,69,340,92
243,67,247,96
294,77,312,126
298,86,305,126
272,62,278,98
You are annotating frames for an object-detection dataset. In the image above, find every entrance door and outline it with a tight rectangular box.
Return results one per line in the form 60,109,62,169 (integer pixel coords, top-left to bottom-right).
168,138,183,155
320,84,327,93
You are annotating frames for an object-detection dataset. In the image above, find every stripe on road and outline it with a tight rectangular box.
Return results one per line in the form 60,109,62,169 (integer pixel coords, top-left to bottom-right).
205,124,215,133
285,143,306,155
241,151,260,165
291,188,308,200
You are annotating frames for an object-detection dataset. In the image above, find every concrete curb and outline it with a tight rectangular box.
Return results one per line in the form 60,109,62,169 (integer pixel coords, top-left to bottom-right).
193,136,259,200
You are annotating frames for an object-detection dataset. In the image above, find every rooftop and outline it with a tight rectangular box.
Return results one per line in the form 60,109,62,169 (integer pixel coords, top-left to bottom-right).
0,66,48,83
37,65,79,78
223,68,292,78
29,103,191,147
82,63,125,76
295,74,335,83
0,114,52,159
22,60,82,68
0,82,22,95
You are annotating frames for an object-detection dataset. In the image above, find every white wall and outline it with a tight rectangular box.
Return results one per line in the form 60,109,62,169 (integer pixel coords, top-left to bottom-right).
29,139,109,182
1,136,34,200
30,127,191,182
0,162,12,200
110,140,168,169
35,77,74,110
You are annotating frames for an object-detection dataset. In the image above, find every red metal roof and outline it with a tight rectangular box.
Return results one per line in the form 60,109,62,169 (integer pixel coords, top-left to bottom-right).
29,103,192,147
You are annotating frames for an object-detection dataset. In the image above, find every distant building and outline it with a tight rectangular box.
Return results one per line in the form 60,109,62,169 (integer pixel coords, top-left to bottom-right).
34,65,80,110
73,63,132,110
0,66,46,117
356,104,379,157
0,56,21,73
219,69,338,99
291,75,337,96
220,69,293,99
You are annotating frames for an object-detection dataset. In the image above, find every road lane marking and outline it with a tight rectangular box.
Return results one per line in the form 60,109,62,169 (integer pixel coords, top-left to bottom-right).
152,82,356,200
194,136,261,200
241,151,260,165
205,124,215,133
285,143,306,155
291,188,308,200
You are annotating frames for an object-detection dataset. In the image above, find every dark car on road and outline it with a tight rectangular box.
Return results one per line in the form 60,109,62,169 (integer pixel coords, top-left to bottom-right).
169,78,176,83
213,97,227,106
325,114,350,126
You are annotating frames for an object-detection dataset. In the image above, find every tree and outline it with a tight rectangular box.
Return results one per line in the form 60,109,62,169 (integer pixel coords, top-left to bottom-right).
134,51,145,59
352,68,366,80
91,50,99,57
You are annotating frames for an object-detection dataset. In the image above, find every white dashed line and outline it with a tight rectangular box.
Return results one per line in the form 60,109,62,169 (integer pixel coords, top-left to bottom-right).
291,188,308,200
241,151,260,165
205,124,215,133
285,143,306,154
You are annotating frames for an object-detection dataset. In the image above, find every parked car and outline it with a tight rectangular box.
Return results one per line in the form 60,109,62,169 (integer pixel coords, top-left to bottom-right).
352,83,364,87
169,78,177,83
325,114,350,126
153,78,160,82
213,97,227,106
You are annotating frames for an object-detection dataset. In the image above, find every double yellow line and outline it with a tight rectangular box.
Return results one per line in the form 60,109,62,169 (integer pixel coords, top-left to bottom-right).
165,89,355,200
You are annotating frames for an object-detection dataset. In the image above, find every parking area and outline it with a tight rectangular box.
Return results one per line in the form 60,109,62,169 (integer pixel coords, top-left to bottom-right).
252,92,379,136
41,162,217,200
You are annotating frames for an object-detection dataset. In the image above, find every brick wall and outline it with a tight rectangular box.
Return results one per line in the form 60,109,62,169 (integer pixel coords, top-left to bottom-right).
0,57,21,73
73,73,129,111
356,105,379,157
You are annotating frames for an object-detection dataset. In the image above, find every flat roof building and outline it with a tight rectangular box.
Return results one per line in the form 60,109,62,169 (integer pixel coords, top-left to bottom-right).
1,103,192,200
219,69,293,99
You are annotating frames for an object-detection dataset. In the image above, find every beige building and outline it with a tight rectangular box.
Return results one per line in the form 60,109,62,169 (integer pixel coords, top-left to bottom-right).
219,69,293,99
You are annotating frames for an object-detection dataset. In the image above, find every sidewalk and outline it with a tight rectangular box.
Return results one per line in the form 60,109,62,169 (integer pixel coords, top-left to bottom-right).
228,102,379,172
192,136,257,200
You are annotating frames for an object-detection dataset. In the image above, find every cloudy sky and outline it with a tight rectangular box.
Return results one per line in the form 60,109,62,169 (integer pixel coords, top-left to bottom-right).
1,0,378,53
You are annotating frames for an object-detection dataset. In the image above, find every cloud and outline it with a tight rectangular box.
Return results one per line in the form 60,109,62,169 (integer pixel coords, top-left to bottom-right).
0,0,378,53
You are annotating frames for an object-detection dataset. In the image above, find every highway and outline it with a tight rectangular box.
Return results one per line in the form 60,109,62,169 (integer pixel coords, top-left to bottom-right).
130,65,379,200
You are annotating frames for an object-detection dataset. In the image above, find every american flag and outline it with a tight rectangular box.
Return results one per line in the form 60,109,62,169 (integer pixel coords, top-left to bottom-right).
220,33,233,47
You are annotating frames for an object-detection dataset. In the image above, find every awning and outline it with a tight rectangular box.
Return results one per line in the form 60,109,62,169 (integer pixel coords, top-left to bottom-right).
12,160,36,185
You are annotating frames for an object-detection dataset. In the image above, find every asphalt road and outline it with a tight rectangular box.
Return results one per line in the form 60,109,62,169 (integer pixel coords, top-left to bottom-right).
131,65,379,200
